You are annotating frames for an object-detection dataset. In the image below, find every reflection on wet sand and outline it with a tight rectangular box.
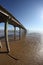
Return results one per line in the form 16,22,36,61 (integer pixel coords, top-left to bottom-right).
0,32,43,65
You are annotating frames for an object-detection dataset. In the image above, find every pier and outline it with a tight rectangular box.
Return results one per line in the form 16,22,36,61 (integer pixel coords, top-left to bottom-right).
0,5,26,53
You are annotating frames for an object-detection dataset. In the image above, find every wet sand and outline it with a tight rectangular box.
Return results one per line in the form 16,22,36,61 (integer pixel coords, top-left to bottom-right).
0,33,43,65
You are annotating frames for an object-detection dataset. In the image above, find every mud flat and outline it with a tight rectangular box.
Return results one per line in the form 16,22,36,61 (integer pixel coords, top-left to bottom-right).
0,32,43,65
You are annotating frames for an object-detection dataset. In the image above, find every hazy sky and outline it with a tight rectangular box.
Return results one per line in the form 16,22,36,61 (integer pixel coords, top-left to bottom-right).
0,0,43,32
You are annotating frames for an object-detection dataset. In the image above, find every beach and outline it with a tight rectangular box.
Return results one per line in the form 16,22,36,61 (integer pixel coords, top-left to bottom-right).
0,32,43,65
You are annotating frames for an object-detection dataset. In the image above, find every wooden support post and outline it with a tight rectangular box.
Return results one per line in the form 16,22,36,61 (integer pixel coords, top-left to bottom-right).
14,26,16,40
5,20,10,52
24,30,25,35
19,27,21,40
22,29,24,36
24,29,26,37
0,41,2,48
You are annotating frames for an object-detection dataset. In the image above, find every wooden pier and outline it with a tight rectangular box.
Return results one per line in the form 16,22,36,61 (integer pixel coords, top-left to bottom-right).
0,5,26,53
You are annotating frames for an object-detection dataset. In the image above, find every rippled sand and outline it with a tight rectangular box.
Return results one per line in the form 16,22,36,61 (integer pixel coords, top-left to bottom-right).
0,33,43,65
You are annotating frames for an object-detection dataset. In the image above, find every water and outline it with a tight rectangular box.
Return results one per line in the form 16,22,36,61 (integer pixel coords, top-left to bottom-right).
0,30,19,37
